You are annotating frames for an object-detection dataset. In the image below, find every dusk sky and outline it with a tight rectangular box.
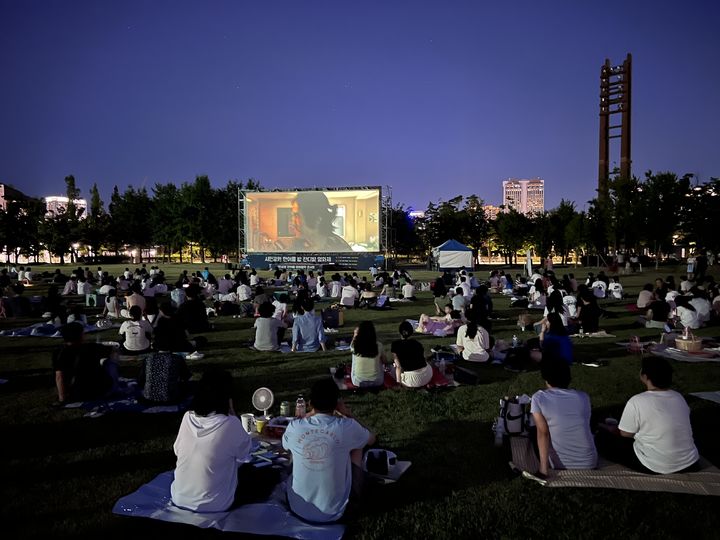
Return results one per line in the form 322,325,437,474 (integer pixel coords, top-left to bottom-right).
1,0,719,212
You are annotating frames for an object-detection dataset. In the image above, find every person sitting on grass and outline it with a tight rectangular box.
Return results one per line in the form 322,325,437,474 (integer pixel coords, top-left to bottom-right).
291,298,326,352
171,369,278,512
101,289,121,319
574,286,601,333
341,280,360,308
138,350,191,404
52,322,119,405
118,305,153,355
125,281,147,316
253,301,283,351
537,312,573,365
350,321,386,387
595,357,699,474
455,318,491,362
636,283,655,310
638,296,671,329
530,357,597,478
673,295,700,330
401,279,416,301
390,321,433,387
153,302,203,353
417,305,463,336
177,283,211,333
282,377,376,523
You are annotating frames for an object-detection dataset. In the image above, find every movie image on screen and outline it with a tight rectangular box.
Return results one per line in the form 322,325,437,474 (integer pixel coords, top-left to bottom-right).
245,189,380,253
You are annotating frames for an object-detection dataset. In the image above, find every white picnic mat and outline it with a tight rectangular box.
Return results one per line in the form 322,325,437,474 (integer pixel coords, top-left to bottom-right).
689,391,720,405
113,471,345,539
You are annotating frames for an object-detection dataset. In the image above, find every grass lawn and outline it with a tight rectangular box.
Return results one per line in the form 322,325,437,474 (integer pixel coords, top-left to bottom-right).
1,263,719,539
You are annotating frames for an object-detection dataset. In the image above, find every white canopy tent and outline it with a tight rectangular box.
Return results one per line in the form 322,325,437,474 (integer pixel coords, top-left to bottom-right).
433,239,473,270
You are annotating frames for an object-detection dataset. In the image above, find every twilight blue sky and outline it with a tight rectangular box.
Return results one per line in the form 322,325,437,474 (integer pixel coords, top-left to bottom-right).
1,0,719,211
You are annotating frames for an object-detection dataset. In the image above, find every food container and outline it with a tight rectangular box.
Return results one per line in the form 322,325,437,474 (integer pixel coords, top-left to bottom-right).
675,336,703,352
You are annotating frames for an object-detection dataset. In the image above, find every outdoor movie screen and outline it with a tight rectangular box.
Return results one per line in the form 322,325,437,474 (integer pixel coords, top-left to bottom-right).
244,188,381,253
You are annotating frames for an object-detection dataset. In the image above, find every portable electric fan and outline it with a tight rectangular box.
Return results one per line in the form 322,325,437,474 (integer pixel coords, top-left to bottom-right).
251,387,274,418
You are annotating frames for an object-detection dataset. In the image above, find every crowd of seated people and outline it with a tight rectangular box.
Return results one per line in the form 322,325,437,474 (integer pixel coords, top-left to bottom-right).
27,259,717,528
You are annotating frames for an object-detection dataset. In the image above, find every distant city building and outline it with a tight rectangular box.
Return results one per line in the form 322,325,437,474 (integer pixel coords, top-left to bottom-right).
502,178,544,215
45,196,88,219
482,204,501,221
0,183,28,211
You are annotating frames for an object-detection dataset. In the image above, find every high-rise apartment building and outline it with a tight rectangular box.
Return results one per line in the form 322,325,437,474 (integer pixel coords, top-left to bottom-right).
502,178,544,215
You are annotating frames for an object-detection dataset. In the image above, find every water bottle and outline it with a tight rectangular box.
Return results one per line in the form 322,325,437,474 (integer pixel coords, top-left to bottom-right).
438,358,446,375
295,395,306,418
512,334,518,348
494,422,504,447
579,326,585,338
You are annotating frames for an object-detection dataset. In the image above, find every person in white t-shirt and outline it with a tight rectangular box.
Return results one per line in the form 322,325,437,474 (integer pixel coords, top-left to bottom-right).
591,279,607,299
607,277,623,300
316,277,329,299
118,305,153,354
455,321,490,362
673,296,700,329
531,358,597,477
340,283,359,308
458,277,472,300
249,271,260,287
330,278,342,298
401,280,416,300
596,357,699,474
171,369,275,512
282,378,376,523
236,281,252,302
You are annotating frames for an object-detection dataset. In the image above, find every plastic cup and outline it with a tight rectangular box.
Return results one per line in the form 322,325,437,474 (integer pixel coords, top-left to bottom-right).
240,413,255,433
255,418,267,434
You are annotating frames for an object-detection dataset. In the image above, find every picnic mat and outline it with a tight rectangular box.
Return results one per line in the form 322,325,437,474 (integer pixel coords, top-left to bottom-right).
689,391,720,405
650,344,720,363
509,436,720,496
569,330,617,338
0,322,119,337
112,471,345,540
330,365,455,391
62,379,193,416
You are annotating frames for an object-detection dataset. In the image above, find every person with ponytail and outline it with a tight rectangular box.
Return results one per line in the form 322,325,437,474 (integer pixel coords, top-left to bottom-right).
455,318,490,362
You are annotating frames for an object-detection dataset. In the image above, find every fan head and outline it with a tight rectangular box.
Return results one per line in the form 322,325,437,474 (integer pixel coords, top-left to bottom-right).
251,387,274,416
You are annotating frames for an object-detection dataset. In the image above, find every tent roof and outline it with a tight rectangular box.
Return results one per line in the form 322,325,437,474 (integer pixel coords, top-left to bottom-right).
435,239,471,252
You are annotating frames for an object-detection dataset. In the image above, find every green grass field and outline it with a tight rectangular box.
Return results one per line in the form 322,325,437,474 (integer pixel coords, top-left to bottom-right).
1,263,719,539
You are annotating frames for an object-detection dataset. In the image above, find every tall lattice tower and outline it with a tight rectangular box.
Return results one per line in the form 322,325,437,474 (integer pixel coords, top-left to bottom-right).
598,53,632,201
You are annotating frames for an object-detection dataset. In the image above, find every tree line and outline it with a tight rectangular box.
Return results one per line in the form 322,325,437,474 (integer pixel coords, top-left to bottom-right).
1,170,717,265
0,175,259,264
390,171,719,264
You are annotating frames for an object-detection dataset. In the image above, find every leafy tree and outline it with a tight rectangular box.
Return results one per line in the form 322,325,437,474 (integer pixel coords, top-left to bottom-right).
108,186,152,263
81,183,109,260
565,210,590,264
679,177,720,254
548,199,578,263
151,183,186,263
493,208,530,264
639,171,691,267
530,211,553,261
64,175,84,263
389,205,422,260
458,195,489,261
